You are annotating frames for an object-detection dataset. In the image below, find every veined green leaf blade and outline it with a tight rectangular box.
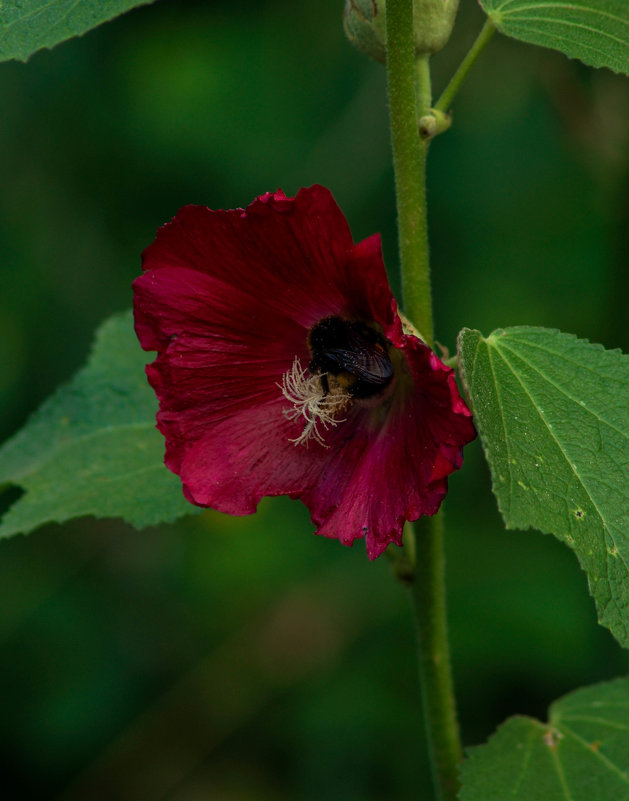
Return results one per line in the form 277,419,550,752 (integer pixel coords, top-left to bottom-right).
458,326,629,647
0,0,155,63
460,676,629,800
479,0,629,75
0,310,196,537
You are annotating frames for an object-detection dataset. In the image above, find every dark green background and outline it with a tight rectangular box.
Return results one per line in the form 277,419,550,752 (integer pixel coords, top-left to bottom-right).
1,1,628,799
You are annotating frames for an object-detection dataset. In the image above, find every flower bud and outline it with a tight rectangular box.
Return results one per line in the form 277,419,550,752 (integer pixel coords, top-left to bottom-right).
344,0,459,63
343,0,386,64
413,0,459,55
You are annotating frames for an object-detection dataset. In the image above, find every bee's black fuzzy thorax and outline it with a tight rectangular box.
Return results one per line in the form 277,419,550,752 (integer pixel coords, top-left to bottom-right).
308,316,394,399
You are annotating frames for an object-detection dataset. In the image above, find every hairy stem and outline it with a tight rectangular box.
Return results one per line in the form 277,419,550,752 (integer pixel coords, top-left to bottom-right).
408,516,462,801
386,0,433,343
386,3,463,800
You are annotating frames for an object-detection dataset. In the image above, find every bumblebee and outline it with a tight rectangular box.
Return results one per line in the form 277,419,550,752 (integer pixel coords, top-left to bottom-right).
308,316,394,399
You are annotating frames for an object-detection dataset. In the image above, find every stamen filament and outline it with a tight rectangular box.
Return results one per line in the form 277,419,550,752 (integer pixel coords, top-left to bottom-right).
280,357,350,447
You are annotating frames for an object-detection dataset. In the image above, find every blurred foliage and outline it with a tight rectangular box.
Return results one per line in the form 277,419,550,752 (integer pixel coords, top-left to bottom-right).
1,0,628,799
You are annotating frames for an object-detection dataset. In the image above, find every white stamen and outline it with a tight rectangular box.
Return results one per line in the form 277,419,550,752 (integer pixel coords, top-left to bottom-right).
280,357,350,447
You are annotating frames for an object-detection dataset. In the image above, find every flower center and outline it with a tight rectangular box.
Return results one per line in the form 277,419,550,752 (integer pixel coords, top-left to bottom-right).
308,316,394,399
280,317,394,447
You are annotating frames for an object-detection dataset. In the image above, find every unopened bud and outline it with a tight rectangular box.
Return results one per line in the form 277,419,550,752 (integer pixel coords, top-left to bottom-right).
413,0,459,55
343,0,387,64
344,0,459,63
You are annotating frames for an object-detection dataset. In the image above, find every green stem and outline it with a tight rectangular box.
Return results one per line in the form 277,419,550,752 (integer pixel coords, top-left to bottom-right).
386,3,462,800
408,516,462,801
386,0,433,343
434,18,496,113
416,55,432,113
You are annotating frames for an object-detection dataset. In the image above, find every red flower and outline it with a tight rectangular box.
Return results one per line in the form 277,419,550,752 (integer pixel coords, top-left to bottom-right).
133,186,475,559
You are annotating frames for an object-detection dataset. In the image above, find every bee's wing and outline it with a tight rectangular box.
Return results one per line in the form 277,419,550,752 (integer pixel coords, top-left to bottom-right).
326,343,393,385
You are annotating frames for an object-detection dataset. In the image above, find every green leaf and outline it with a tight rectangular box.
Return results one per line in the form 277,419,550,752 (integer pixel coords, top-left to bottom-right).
457,326,629,648
0,310,196,538
460,676,629,800
479,0,629,76
0,0,155,63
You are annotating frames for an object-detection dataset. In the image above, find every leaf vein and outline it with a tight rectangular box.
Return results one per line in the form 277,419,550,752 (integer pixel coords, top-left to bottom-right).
506,14,629,49
486,340,514,516
503,20,629,62
549,744,574,800
503,2,629,30
489,344,628,585
1,0,82,36
497,341,629,447
511,724,542,796
560,721,629,783
501,335,629,382
559,714,629,732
